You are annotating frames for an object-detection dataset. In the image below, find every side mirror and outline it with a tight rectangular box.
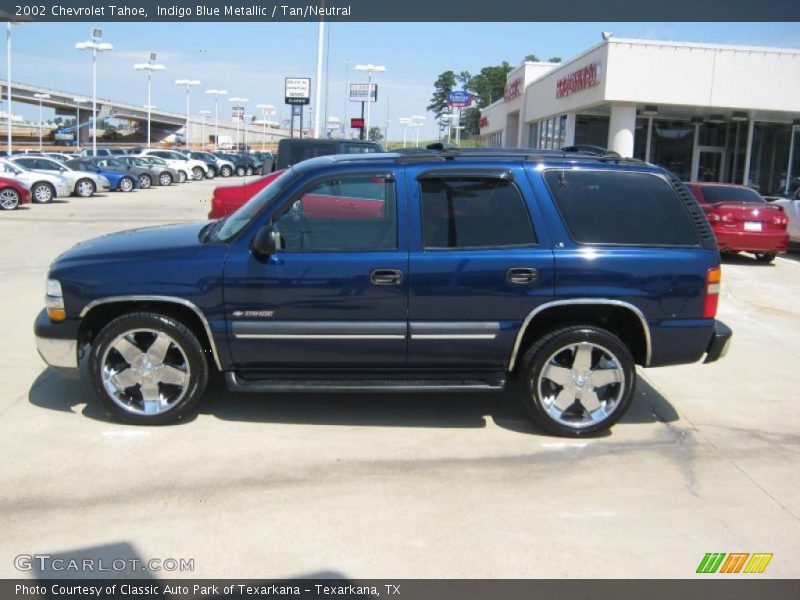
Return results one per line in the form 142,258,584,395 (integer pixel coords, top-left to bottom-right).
252,226,281,257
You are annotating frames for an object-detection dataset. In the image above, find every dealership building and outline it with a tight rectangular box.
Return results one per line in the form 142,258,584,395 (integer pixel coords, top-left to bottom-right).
478,37,800,196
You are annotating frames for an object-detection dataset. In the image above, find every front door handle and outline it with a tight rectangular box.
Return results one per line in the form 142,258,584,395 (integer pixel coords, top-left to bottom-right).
506,267,538,285
370,268,403,286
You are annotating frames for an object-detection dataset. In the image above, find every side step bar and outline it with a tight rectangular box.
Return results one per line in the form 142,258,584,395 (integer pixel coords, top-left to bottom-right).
225,372,507,393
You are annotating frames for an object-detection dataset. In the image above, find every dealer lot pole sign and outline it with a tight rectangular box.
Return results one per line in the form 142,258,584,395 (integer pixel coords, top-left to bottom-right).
285,77,311,138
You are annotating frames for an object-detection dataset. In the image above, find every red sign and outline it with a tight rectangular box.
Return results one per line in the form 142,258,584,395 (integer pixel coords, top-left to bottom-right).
350,117,365,129
556,62,601,99
504,78,522,102
479,116,489,129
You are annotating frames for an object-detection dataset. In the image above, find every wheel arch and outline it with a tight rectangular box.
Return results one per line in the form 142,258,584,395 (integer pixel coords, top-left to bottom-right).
509,299,651,372
79,296,222,371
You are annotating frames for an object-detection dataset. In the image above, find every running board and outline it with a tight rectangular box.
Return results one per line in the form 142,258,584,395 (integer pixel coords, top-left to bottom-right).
225,372,506,393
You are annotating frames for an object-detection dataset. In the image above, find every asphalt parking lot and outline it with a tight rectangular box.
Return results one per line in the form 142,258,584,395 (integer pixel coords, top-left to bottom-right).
0,179,798,579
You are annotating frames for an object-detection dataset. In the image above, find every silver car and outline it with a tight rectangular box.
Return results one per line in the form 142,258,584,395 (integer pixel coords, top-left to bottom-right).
0,158,72,203
11,156,110,197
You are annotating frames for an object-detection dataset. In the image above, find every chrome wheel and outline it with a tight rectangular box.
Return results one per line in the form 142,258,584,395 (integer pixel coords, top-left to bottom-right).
100,328,191,416
220,166,232,177
139,174,152,189
158,172,173,186
536,341,626,429
119,177,134,192
192,166,205,180
178,171,187,183
0,188,20,210
32,183,53,203
235,166,245,177
76,179,95,197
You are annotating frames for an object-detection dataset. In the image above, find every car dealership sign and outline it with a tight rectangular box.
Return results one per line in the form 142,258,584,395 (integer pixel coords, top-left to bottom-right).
447,91,473,107
556,62,602,99
349,83,378,103
285,77,311,105
504,78,522,102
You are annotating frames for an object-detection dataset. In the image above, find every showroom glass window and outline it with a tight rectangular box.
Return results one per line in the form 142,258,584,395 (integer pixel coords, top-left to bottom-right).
648,120,694,182
748,122,794,196
574,115,609,148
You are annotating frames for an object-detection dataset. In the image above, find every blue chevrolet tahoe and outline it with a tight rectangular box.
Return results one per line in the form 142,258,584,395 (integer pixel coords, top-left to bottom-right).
34,148,732,436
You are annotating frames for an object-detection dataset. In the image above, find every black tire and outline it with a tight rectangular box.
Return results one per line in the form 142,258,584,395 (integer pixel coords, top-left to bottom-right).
220,165,233,177
118,176,135,192
139,174,152,189
31,182,55,204
89,312,209,425
75,178,96,198
192,166,205,181
158,172,173,186
235,166,246,177
755,252,776,263
205,167,216,179
245,166,254,176
178,171,188,183
0,187,20,210
520,325,636,437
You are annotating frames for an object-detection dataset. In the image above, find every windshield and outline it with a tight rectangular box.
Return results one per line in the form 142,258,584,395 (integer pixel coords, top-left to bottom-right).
215,169,297,242
702,186,765,204
1,159,26,174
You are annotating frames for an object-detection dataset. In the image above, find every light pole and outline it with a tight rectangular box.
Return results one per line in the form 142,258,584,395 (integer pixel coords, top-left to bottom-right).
256,104,275,151
411,115,426,147
354,64,385,142
75,28,113,157
33,93,50,150
243,114,252,151
175,79,200,149
399,117,411,148
72,97,88,151
134,53,165,148
229,97,248,150
205,89,228,151
6,21,24,156
198,110,210,149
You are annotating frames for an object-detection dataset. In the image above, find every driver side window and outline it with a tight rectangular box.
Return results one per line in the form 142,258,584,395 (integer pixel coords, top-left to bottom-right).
272,175,396,252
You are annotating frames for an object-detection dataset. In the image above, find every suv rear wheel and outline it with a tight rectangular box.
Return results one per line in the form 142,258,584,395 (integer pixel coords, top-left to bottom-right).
89,312,209,425
520,325,635,436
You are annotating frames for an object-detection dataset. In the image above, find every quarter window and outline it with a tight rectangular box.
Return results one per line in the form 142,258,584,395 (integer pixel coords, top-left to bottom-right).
272,175,396,251
543,170,700,246
420,177,536,249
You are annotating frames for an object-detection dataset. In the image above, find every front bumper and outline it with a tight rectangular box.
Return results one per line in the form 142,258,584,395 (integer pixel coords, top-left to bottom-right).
34,309,80,378
704,320,732,364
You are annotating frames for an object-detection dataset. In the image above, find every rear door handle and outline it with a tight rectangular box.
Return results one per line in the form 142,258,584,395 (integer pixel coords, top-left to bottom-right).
506,267,538,285
370,268,403,286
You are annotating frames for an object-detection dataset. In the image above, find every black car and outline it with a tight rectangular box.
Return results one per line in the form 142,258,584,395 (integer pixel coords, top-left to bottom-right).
274,138,383,170
213,152,259,177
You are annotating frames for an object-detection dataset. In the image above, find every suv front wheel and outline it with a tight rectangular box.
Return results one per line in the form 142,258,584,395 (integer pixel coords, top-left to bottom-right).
520,325,635,436
89,312,209,425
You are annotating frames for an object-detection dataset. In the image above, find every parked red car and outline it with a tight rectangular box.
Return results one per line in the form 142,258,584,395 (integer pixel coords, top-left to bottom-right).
684,182,788,263
208,170,285,219
0,177,31,211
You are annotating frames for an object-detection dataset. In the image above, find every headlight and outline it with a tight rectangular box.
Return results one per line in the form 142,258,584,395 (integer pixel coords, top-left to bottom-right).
45,279,66,322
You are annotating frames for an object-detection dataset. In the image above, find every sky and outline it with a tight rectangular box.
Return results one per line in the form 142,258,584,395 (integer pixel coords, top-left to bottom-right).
5,21,800,140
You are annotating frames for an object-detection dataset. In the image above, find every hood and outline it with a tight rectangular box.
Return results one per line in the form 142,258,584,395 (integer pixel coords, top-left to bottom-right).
54,221,209,266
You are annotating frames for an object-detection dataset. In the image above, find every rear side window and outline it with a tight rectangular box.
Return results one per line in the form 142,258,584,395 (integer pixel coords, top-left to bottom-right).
699,186,765,204
341,143,380,154
544,170,700,246
420,177,536,249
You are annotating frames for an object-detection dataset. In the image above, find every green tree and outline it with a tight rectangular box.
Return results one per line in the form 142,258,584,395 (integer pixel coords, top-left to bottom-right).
524,54,540,62
368,126,383,142
547,56,562,63
427,70,457,124
456,62,513,135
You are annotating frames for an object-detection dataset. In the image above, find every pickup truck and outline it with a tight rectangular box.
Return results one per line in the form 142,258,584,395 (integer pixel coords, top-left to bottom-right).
34,148,731,436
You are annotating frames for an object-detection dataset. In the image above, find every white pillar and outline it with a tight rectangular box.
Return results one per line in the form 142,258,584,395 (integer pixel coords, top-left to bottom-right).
743,118,755,187
607,104,636,157
564,113,576,147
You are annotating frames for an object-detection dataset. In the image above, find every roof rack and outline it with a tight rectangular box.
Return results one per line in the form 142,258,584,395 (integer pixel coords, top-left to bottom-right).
389,145,648,167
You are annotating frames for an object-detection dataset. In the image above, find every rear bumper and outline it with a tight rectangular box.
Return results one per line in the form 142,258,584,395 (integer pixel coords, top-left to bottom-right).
34,308,80,378
715,230,788,253
704,320,732,364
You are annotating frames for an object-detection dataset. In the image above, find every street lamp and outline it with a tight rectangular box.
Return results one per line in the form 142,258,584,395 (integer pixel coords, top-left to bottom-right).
354,64,385,142
256,103,275,151
6,20,27,156
72,97,88,151
33,93,50,150
228,97,248,150
399,117,411,148
75,28,113,157
175,78,201,149
410,115,426,147
243,114,252,151
134,52,165,148
205,89,228,151
198,110,211,149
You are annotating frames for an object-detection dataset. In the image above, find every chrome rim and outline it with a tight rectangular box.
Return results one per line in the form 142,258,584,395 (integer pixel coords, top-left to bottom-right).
159,173,172,186
100,328,191,416
236,167,245,176
536,341,626,429
193,167,204,180
221,167,231,177
0,189,19,209
34,184,52,202
140,175,151,189
77,180,94,197
119,178,134,192
179,171,187,183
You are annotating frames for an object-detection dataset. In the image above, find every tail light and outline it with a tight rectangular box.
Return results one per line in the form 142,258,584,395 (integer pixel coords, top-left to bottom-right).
703,267,721,319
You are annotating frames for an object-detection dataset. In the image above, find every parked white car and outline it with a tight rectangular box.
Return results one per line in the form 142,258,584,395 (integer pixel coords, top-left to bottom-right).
769,194,800,243
0,158,71,203
138,149,207,181
11,156,110,197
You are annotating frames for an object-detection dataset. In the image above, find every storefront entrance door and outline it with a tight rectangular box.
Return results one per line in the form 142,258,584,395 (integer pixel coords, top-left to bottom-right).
693,147,726,182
